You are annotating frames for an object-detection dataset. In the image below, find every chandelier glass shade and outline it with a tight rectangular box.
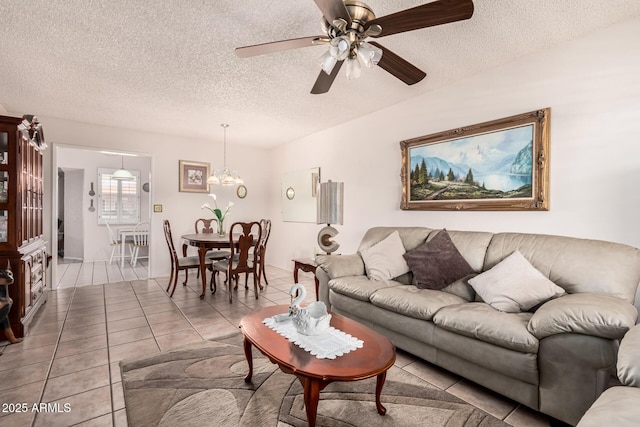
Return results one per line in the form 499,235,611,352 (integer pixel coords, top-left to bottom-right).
208,124,243,186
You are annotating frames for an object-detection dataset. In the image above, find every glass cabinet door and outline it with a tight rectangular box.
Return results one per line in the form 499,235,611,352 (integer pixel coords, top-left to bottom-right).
0,131,7,164
0,211,7,243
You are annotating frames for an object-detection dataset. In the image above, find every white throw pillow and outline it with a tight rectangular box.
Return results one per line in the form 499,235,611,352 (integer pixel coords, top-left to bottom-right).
468,251,565,313
359,231,410,281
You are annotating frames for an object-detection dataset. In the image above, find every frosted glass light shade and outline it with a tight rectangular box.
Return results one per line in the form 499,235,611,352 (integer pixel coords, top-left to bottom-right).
345,57,361,80
357,42,382,68
320,50,338,74
112,168,134,180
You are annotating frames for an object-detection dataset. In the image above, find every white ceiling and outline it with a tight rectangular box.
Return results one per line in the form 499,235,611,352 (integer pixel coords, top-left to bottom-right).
1,0,640,148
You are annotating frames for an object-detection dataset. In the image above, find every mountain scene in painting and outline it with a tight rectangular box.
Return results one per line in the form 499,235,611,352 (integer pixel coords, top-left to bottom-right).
409,125,534,201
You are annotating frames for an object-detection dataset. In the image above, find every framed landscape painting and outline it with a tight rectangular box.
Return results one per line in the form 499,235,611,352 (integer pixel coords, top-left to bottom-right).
179,160,210,193
400,108,550,211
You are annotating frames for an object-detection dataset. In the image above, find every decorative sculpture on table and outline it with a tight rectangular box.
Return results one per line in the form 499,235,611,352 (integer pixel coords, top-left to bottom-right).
276,283,331,335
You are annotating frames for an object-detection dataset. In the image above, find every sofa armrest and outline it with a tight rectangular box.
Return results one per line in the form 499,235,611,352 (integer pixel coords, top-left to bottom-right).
315,254,365,279
528,293,638,340
618,324,640,387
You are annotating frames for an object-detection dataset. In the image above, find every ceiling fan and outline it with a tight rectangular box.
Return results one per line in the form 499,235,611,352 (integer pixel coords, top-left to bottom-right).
235,0,474,94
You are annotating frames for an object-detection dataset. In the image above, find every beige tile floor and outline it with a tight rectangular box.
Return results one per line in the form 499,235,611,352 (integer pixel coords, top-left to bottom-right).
0,266,551,427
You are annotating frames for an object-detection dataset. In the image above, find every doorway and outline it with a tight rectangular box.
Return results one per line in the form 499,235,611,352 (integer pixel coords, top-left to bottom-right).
52,145,152,289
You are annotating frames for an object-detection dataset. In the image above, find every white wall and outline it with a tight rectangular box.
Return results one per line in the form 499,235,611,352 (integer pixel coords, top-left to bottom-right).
40,121,271,280
62,169,84,260
267,16,640,270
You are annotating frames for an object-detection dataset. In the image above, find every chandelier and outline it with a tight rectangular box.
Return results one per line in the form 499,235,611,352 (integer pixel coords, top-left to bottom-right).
208,124,243,186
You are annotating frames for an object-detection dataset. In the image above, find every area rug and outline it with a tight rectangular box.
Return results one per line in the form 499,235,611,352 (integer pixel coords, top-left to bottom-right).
121,334,508,427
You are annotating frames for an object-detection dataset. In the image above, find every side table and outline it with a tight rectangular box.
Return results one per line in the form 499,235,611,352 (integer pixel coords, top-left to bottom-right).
292,258,320,301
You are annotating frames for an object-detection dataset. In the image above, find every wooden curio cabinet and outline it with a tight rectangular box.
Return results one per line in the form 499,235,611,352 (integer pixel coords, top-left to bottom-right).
0,114,47,339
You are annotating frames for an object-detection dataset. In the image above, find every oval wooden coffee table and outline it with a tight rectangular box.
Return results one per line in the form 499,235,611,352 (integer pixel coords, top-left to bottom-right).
239,305,396,427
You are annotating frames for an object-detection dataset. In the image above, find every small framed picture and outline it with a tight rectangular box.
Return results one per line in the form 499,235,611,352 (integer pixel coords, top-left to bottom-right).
179,160,210,193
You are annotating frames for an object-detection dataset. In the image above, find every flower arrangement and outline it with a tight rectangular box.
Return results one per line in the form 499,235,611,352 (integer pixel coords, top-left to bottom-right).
201,194,233,236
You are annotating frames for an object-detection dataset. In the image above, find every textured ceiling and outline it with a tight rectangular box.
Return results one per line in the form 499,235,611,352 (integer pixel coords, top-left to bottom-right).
1,0,640,148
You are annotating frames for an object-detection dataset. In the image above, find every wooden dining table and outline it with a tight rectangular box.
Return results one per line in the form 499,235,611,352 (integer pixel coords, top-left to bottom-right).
181,233,237,298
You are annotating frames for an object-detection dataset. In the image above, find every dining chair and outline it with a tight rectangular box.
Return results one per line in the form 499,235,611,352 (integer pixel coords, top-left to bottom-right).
163,220,201,297
130,221,150,267
194,218,216,234
211,221,262,302
216,219,270,287
257,218,271,286
106,222,131,265
184,218,231,280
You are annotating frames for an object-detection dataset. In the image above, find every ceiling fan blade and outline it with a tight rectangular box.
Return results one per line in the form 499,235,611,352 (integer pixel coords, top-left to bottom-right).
235,35,327,58
369,42,426,85
313,0,351,25
310,60,344,94
366,0,474,38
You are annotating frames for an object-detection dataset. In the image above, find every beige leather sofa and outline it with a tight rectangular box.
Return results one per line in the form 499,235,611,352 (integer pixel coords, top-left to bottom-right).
316,227,640,426
577,324,640,426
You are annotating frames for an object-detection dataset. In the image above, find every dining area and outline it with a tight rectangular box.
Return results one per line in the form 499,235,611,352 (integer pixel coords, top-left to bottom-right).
163,217,272,302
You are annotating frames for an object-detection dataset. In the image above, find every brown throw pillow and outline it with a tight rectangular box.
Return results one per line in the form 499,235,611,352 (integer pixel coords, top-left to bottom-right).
403,229,474,290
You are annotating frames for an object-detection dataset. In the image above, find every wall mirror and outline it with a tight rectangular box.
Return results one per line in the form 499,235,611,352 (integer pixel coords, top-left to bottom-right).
281,167,320,222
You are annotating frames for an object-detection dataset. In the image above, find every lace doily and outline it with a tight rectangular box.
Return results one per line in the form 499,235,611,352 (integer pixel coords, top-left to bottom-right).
263,315,364,359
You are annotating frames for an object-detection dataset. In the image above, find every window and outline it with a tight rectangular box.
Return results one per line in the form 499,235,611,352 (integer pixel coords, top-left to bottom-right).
98,168,140,225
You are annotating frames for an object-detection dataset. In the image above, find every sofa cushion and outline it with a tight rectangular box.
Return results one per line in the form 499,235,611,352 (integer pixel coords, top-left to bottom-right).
527,293,638,340
403,229,475,290
433,303,538,353
316,254,365,279
358,227,432,253
468,251,565,313
369,286,466,321
359,230,410,281
618,325,640,387
577,386,640,427
485,232,640,305
327,276,400,302
441,274,478,302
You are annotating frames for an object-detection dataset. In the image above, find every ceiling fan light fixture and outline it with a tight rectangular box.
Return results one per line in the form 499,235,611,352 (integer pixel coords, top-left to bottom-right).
345,56,362,80
320,50,338,74
357,42,382,68
329,36,351,61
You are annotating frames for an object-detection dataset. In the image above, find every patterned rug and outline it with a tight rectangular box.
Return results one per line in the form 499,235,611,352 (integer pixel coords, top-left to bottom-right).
120,334,508,427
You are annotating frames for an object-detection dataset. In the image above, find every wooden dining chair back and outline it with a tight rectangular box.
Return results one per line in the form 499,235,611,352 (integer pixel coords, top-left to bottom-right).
194,218,216,234
257,219,271,286
131,221,150,267
163,220,201,297
181,218,214,257
211,221,262,302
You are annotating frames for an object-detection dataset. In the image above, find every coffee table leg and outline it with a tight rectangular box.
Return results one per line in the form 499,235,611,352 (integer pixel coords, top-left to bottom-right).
300,377,322,427
243,337,253,383
375,371,388,415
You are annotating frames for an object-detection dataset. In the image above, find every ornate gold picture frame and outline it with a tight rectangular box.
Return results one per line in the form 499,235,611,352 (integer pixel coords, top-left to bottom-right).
401,108,550,211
